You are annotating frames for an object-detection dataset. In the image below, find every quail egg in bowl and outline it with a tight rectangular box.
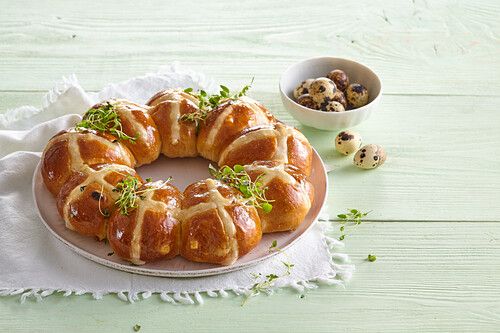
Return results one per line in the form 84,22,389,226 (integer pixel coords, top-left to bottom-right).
279,57,382,131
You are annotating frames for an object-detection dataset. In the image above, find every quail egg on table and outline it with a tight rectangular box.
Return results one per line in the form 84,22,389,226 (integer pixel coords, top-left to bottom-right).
345,83,369,108
334,130,362,155
353,144,386,169
320,100,345,112
297,94,317,109
327,69,349,91
293,78,314,100
309,78,337,105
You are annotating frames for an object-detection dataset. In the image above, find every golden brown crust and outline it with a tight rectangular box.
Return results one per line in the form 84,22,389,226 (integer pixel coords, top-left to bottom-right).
244,161,314,233
286,133,313,176
197,97,275,161
108,210,138,260
56,164,141,240
180,179,261,265
42,137,71,196
41,128,135,196
107,181,182,264
180,209,232,264
87,99,161,167
225,204,262,256
147,89,199,157
218,123,312,176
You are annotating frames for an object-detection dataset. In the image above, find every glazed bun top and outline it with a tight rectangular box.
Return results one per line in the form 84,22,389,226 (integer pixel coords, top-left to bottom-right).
197,96,276,162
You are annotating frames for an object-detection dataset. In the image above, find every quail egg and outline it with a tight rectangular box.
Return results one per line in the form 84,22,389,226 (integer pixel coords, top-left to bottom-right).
297,94,317,109
293,78,314,100
327,69,349,91
345,83,369,108
334,130,362,155
320,100,345,112
331,90,347,109
353,144,386,169
309,78,337,105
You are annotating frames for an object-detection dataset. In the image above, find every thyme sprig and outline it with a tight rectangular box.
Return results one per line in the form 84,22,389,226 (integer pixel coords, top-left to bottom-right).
178,78,254,129
111,172,172,216
242,240,293,306
76,101,138,143
209,164,273,213
337,208,371,241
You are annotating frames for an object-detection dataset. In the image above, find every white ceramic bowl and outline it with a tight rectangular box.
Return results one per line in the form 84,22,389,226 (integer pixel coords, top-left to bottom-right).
279,57,382,131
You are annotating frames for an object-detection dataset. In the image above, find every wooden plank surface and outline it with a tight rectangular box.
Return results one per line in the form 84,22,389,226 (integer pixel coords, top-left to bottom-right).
1,0,500,332
1,0,499,95
1,222,499,332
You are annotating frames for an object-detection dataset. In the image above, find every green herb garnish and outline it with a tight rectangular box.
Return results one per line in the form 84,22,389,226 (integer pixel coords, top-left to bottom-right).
242,240,293,306
368,254,377,262
133,324,141,332
95,184,111,218
178,79,254,130
112,175,143,215
209,164,273,213
336,208,371,241
76,101,138,143
112,173,172,216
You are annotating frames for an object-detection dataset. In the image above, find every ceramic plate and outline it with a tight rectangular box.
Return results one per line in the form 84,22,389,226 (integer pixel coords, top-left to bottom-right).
32,150,328,277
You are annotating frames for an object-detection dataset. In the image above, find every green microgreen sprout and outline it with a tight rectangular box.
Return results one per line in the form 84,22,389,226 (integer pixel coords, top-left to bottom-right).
368,254,377,262
241,240,293,306
96,184,110,218
76,101,139,143
209,164,273,213
178,78,254,131
111,171,172,216
336,208,371,241
133,324,141,332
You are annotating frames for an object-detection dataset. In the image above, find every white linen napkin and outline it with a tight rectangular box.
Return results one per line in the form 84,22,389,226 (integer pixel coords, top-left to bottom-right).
0,63,353,304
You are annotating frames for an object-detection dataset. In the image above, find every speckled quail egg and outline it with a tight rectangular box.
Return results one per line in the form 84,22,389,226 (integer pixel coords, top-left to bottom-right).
331,90,347,109
320,100,345,112
309,78,337,105
334,130,362,155
353,144,386,169
293,78,314,100
345,83,369,108
327,69,349,91
297,94,317,109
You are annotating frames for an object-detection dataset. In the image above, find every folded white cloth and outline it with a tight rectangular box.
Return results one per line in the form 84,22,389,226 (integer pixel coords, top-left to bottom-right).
0,64,353,304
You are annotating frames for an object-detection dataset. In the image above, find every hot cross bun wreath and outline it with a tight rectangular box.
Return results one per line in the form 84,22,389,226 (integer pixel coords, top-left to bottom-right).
41,92,315,266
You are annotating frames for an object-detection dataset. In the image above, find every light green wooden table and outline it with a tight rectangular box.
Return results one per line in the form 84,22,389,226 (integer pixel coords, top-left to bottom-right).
1,0,499,331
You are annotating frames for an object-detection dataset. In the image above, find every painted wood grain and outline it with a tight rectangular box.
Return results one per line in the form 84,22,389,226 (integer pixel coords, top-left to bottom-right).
1,0,500,331
262,93,500,222
0,0,499,94
1,222,499,332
